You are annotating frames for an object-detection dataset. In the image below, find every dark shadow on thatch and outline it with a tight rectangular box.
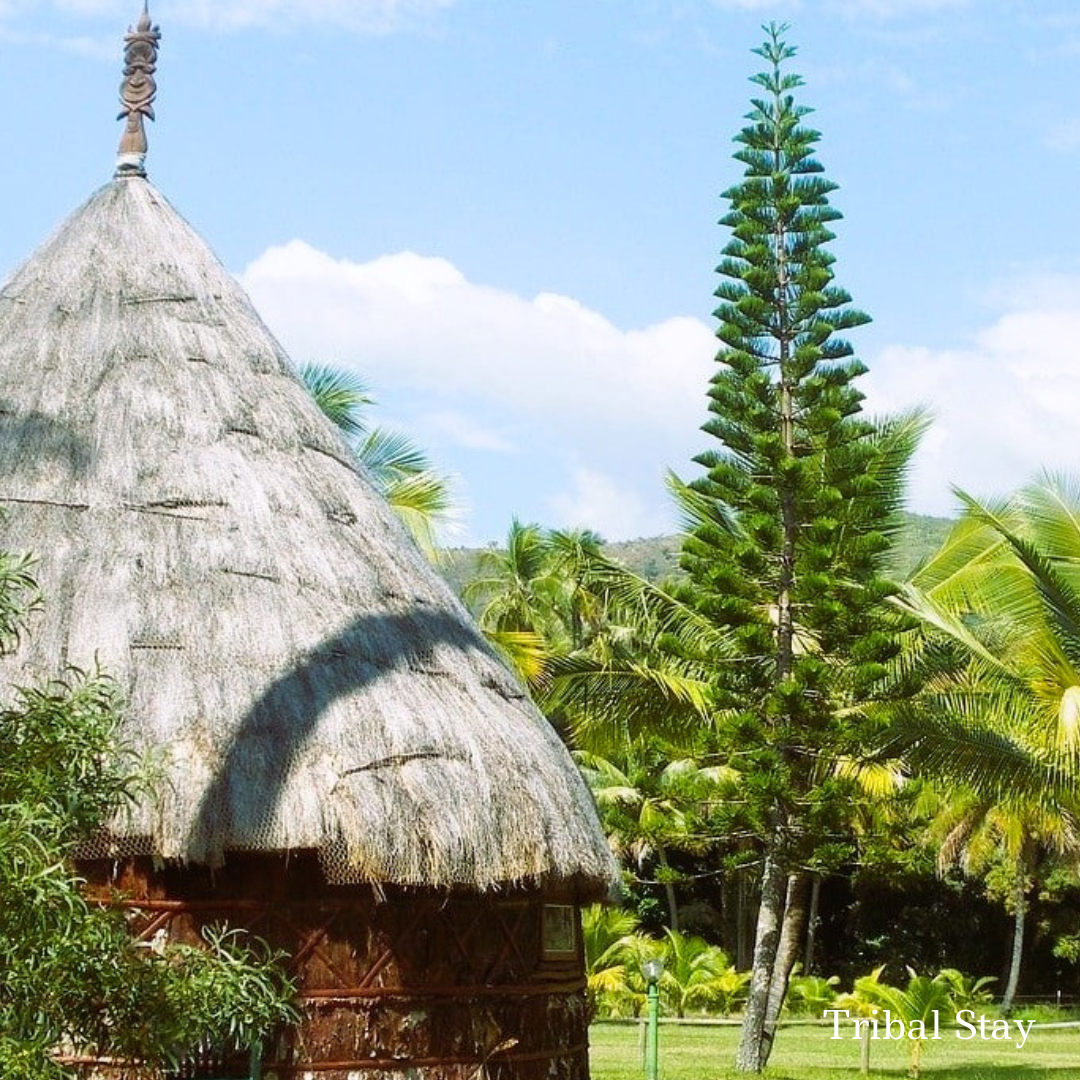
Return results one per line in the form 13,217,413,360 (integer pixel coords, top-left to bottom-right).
0,408,93,481
190,607,502,854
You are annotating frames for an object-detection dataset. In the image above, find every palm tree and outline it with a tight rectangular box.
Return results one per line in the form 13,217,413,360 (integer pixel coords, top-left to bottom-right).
580,905,653,1018
856,969,954,1079
887,474,1080,1011
300,363,455,560
462,522,610,690
657,929,748,1018
576,748,738,931
929,789,1073,1013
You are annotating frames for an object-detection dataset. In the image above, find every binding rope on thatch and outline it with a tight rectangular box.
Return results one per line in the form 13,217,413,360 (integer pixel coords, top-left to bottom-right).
0,176,615,897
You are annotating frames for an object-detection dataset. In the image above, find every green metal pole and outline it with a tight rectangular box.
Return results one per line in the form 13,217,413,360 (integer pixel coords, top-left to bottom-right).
646,979,660,1080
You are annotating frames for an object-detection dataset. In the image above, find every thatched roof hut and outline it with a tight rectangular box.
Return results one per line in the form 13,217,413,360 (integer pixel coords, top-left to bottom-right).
0,8,614,1078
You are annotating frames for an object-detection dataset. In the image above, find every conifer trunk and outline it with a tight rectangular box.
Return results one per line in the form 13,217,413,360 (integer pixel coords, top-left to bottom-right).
736,827,788,1071
760,871,811,1062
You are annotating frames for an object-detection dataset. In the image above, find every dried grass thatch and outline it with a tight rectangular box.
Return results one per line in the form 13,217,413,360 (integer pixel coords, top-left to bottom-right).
0,177,615,897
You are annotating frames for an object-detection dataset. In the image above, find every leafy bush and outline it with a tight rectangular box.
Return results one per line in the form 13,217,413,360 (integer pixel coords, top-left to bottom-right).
933,968,996,1011
786,973,840,1017
0,574,297,1078
581,908,748,1018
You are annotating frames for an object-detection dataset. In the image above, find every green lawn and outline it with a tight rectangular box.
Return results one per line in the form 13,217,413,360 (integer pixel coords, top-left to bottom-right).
588,1021,1080,1079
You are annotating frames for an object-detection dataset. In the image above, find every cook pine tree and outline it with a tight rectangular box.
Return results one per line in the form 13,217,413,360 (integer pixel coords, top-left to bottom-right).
686,26,922,1071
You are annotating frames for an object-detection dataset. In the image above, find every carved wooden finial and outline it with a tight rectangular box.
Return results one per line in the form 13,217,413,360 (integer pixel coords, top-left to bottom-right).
115,2,161,178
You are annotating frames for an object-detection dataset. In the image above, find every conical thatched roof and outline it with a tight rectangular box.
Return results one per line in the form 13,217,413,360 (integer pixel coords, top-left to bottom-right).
0,176,615,896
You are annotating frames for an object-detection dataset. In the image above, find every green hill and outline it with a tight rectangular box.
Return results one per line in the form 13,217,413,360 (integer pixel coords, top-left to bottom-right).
440,512,954,596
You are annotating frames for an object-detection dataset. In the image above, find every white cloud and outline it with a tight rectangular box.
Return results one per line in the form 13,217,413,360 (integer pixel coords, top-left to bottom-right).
863,286,1080,515
164,0,452,33
240,241,715,439
238,240,1080,541
830,0,969,15
709,0,795,10
239,240,715,541
418,410,517,454
1045,118,1080,153
548,468,670,541
708,0,967,18
0,23,114,54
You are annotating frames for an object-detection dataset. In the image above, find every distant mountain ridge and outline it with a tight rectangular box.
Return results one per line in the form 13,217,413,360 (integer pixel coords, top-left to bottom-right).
440,512,955,595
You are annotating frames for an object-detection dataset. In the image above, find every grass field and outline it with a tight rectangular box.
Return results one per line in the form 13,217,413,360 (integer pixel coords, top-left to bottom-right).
588,1020,1080,1079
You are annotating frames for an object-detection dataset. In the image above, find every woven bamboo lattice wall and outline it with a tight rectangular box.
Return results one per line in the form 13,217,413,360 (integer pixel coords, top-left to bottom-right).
75,855,590,1080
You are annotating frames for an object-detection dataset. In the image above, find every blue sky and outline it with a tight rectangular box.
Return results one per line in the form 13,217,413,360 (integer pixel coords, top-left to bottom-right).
4,1,1080,545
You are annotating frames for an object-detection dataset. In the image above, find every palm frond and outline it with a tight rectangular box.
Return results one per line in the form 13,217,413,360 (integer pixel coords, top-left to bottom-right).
957,488,1080,671
547,653,714,753
879,702,1078,805
546,536,739,662
665,471,741,538
481,629,552,691
358,427,434,482
300,362,373,437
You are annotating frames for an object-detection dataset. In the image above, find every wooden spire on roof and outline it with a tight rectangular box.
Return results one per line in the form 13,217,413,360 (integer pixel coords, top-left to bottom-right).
116,2,161,178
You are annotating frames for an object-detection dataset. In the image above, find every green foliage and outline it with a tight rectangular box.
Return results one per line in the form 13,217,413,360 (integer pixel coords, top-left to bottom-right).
463,521,609,688
933,968,996,1011
785,972,839,1016
853,968,956,1077
0,591,296,1076
658,929,749,1018
580,907,749,1019
887,475,1080,1010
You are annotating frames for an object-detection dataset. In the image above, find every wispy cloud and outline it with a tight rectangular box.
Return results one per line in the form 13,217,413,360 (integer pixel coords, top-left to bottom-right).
419,410,518,454
548,468,670,540
3,0,454,35
1045,118,1080,153
709,0,797,11
0,21,114,56
863,276,1080,515
830,0,970,16
709,0,968,18
165,0,454,33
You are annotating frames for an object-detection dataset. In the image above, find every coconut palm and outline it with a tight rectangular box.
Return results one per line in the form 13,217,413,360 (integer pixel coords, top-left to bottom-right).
930,790,1073,1012
463,520,563,636
576,748,738,931
856,969,955,1078
580,905,651,1018
300,362,455,560
657,929,748,1018
462,522,610,690
886,475,1080,1009
887,475,1080,801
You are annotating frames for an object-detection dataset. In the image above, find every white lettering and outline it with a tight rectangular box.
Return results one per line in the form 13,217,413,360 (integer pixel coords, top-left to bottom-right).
956,1010,976,1040
824,1010,849,1040
1014,1019,1034,1050
884,1010,905,1040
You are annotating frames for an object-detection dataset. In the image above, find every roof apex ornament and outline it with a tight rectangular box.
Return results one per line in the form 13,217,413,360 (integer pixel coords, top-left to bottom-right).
115,2,161,179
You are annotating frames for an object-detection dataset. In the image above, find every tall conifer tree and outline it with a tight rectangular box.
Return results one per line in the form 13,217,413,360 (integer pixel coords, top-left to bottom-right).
684,25,921,1070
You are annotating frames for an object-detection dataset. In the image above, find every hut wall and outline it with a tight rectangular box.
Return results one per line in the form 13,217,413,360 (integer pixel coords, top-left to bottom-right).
77,855,591,1080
